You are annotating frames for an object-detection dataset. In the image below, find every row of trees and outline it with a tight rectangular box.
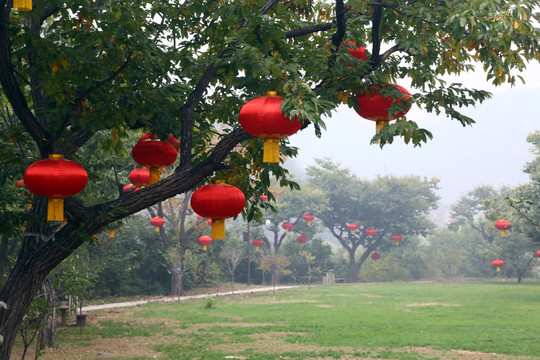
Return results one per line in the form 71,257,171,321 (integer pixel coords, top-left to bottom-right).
2,0,540,358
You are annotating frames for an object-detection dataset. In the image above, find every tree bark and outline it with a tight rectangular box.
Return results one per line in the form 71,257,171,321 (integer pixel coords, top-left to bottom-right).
170,266,184,297
38,278,57,351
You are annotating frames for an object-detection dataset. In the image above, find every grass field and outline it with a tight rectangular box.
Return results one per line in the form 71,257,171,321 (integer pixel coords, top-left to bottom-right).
13,281,540,359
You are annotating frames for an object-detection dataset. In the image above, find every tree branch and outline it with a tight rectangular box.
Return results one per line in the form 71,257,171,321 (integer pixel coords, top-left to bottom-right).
285,22,334,38
370,0,383,66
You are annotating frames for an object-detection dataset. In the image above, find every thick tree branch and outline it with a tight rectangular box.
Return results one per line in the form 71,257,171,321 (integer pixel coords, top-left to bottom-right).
285,22,334,38
370,0,383,66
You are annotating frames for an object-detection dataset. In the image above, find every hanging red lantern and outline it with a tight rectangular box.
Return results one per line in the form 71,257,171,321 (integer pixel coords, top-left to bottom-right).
370,253,381,260
190,180,246,239
297,235,308,245
355,84,411,134
303,214,315,226
129,168,150,188
150,216,165,232
260,194,268,202
252,239,264,251
365,228,377,238
282,222,294,234
207,218,212,227
537,250,540,258
13,0,32,11
123,184,139,193
239,91,303,163
495,219,511,237
23,154,88,221
131,133,179,185
347,223,359,234
343,41,367,61
198,236,213,251
392,234,403,245
492,259,505,272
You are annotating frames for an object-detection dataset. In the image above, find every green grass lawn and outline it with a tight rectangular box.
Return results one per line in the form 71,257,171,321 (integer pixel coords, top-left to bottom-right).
21,281,540,360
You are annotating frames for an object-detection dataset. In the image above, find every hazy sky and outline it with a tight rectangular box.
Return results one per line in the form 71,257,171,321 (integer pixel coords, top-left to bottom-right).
285,63,540,206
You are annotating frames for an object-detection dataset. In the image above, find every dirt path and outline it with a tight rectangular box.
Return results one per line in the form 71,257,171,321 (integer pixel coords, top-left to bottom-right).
82,285,299,312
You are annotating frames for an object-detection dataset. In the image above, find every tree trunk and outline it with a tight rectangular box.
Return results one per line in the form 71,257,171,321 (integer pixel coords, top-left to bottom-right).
347,261,361,283
38,278,57,351
0,225,84,360
170,266,184,297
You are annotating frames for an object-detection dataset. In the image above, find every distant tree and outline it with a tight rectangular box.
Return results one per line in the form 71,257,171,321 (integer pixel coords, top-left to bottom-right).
259,255,291,295
307,158,439,282
220,236,246,292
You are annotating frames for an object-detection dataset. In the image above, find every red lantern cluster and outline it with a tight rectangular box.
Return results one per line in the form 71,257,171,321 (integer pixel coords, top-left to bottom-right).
495,219,511,237
198,236,213,251
347,223,359,234
239,91,303,163
252,239,264,251
150,216,165,232
190,180,246,239
365,228,377,238
392,234,403,246
296,235,308,245
282,222,294,233
303,214,315,226
23,154,88,221
132,133,179,185
355,84,411,134
492,259,504,272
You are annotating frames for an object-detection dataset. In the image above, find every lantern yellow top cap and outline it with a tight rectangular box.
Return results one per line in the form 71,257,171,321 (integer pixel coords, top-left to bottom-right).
49,154,63,160
213,179,225,185
266,91,278,97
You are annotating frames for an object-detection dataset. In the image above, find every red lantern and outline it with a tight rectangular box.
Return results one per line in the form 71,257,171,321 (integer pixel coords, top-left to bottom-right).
282,222,294,234
370,253,381,260
260,194,268,202
150,216,165,232
355,84,411,134
537,250,540,258
252,239,264,251
347,223,359,234
123,184,139,193
23,154,88,221
131,133,179,184
343,41,367,61
392,234,403,245
303,214,315,226
129,168,150,188
198,236,213,251
492,259,505,272
297,235,308,245
190,180,246,239
239,91,303,163
495,219,511,237
365,228,377,238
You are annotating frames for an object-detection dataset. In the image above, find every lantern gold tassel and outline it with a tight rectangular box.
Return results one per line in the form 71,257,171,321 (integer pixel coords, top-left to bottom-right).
501,230,506,237
496,267,501,272
148,168,161,185
155,226,160,232
256,246,260,251
13,0,32,11
375,120,389,134
48,198,64,221
203,245,208,251
109,229,115,238
211,219,225,239
263,138,280,163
